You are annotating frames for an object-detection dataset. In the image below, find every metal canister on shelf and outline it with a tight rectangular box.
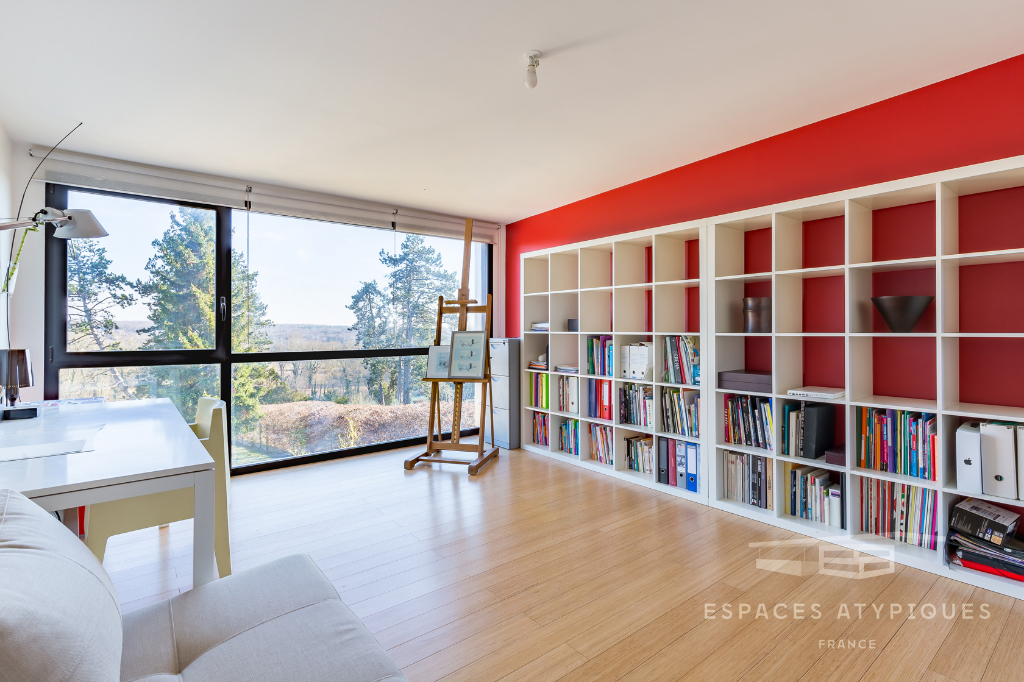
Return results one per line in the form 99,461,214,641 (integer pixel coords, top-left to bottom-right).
743,296,771,333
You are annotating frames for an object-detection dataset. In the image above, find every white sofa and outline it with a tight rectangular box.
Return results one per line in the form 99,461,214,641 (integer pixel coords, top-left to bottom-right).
0,488,409,682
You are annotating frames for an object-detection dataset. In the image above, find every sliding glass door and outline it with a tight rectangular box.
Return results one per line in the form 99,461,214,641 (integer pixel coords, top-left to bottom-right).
44,184,490,471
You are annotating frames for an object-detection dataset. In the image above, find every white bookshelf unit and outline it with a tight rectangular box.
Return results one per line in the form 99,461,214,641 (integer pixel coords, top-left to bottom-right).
520,221,709,505
521,154,1024,601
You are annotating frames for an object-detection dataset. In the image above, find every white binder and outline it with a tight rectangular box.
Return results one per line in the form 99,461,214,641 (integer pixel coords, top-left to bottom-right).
1017,425,1024,500
980,422,1017,499
956,422,983,495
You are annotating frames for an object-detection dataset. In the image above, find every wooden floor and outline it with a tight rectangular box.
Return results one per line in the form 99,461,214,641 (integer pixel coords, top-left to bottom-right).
104,444,1024,682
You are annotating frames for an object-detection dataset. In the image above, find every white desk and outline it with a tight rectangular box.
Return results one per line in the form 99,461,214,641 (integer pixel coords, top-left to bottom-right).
0,398,218,586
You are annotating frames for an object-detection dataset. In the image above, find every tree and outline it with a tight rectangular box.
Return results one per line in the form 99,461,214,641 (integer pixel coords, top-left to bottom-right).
378,235,458,404
135,208,277,422
66,240,137,398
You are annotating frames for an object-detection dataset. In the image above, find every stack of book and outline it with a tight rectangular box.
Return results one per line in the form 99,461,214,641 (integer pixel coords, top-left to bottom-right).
661,388,699,438
528,373,548,409
657,438,699,492
559,419,580,455
723,451,773,510
528,353,548,370
619,383,654,427
556,376,578,413
588,378,613,420
586,335,614,376
860,478,937,549
625,435,654,474
947,499,1024,581
532,413,549,446
783,462,844,528
530,321,550,332
554,364,579,374
856,407,937,481
723,394,773,451
662,335,700,385
589,424,613,464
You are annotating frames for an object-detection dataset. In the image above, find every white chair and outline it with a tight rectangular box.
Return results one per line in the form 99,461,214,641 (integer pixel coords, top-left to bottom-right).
85,397,232,577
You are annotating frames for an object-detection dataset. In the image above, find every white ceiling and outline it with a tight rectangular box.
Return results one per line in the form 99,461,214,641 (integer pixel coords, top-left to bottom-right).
2,1,1024,224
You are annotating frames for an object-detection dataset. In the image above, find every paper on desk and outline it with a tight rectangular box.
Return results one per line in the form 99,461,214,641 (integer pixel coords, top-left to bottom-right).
0,425,105,463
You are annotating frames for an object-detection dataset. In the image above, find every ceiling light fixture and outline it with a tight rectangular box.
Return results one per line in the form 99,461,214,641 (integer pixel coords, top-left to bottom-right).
524,50,541,89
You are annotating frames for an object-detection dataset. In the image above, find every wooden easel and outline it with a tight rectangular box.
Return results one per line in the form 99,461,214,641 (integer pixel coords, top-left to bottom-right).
405,219,498,475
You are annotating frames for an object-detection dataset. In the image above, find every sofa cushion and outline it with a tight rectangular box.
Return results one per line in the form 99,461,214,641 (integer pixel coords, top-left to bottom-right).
121,553,407,682
0,488,123,682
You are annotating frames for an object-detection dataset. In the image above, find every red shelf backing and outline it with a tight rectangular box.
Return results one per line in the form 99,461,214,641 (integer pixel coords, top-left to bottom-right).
803,216,845,269
959,338,1024,409
872,201,935,261
744,228,772,274
685,239,699,279
744,337,772,375
959,185,1024,254
872,337,936,400
803,276,845,333
686,287,700,332
804,336,845,389
959,261,1024,333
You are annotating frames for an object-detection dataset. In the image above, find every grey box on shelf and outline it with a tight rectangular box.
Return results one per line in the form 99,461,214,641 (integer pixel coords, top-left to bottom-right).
567,318,579,332
489,338,521,449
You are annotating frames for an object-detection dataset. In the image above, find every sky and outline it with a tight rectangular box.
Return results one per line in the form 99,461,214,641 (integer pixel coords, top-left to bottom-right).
68,191,483,327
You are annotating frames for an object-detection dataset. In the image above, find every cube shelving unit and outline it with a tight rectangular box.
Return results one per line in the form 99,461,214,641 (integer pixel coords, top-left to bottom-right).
522,155,1024,600
520,222,708,504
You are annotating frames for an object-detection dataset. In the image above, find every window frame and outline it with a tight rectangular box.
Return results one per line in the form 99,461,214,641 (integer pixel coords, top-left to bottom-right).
43,183,491,473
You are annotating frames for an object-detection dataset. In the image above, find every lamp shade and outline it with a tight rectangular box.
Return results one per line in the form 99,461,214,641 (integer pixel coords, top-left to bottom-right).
52,209,108,239
1,349,33,389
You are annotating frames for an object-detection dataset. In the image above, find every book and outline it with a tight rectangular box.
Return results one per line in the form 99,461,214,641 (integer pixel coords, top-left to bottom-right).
786,387,845,400
856,406,936,481
589,423,614,464
723,394,772,451
558,419,580,455
723,451,771,509
950,498,1020,546
861,478,937,548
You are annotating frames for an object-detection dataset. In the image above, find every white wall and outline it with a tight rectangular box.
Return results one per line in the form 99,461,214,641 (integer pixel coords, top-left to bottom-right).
8,142,45,400
0,121,12,351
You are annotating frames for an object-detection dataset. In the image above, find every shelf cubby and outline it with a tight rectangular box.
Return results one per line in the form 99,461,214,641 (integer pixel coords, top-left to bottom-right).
654,283,699,333
775,201,845,271
654,228,700,282
653,333,700,386
549,292,578,333
523,334,549,372
775,270,844,334
550,415,581,458
549,334,579,372
614,237,653,286
523,294,549,333
549,249,579,292
943,257,1024,334
773,396,845,459
714,276,772,334
774,335,845,396
578,290,612,333
613,286,652,334
848,265,936,334
714,215,772,278
942,169,1024,256
849,335,936,405
656,384,700,438
942,336,1024,411
848,184,937,265
715,335,772,390
580,244,613,289
523,255,549,294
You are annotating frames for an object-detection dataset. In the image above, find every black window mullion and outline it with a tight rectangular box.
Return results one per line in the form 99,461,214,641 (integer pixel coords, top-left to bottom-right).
43,183,69,400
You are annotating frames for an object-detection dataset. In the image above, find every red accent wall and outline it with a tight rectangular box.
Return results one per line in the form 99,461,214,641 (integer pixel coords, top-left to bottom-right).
506,53,1024,335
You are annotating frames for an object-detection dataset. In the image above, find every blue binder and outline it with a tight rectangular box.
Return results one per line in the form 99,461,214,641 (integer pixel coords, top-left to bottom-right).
685,442,699,492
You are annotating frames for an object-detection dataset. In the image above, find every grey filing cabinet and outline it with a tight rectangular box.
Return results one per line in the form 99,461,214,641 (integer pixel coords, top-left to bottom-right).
488,338,521,449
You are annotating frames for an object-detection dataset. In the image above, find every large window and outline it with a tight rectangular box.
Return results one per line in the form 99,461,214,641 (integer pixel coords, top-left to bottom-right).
46,186,490,471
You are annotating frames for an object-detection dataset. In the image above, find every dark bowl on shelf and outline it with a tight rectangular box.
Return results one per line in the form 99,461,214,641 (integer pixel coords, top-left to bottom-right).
871,295,934,333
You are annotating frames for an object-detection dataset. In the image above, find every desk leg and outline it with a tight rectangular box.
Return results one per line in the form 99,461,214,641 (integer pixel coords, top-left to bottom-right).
193,468,218,587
